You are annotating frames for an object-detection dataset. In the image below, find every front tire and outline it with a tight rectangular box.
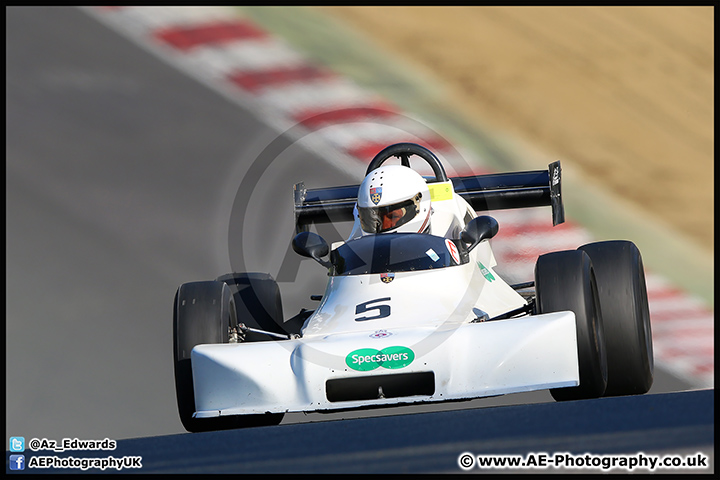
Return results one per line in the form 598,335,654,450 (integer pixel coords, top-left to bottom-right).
173,280,283,432
535,250,607,401
215,272,289,340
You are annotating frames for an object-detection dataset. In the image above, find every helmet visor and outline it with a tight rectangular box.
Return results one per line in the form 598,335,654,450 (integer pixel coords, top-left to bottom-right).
359,193,421,233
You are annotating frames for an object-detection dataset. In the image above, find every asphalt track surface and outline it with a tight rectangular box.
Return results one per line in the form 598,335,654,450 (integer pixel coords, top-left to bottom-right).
5,6,712,473
11,390,716,473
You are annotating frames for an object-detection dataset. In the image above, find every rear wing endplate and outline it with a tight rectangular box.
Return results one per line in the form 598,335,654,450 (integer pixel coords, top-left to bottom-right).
294,161,564,233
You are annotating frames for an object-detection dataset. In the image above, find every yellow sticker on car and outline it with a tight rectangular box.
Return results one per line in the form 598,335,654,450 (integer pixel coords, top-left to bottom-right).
428,182,453,201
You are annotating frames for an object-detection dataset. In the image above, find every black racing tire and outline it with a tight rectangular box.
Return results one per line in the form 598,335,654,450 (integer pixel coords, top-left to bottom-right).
535,250,608,401
215,272,293,340
173,280,283,432
578,241,653,396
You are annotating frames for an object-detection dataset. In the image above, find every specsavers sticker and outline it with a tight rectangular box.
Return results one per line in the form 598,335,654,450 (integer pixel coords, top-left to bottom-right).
346,346,415,371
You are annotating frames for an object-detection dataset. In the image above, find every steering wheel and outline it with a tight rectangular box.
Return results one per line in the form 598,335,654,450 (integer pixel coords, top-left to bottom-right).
366,143,448,183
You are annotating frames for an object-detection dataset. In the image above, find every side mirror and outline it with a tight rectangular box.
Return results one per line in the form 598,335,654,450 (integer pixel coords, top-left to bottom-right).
461,215,499,252
292,232,331,268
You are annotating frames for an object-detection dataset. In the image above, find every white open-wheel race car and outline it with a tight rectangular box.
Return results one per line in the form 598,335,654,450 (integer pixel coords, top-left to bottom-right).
173,143,653,433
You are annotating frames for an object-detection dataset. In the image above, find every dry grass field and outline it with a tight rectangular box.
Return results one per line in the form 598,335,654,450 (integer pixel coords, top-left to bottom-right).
318,6,714,254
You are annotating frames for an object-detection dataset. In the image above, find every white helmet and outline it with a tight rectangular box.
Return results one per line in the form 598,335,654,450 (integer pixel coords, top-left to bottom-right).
357,165,432,234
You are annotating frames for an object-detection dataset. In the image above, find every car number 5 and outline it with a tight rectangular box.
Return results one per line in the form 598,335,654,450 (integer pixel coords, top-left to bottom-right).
355,297,391,322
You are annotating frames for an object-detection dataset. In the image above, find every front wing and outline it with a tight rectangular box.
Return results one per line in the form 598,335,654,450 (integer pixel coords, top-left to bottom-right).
191,311,578,418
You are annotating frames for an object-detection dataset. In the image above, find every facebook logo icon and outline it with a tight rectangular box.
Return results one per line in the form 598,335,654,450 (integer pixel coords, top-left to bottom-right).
9,454,25,470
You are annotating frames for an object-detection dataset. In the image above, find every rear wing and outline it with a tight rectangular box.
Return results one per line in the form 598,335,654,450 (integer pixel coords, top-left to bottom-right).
294,161,564,233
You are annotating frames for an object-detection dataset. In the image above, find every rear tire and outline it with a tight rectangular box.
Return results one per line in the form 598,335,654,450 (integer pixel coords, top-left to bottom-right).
173,280,284,432
535,250,607,401
578,241,653,396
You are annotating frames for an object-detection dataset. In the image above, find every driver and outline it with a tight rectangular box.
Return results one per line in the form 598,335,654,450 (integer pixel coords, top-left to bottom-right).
349,164,432,238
